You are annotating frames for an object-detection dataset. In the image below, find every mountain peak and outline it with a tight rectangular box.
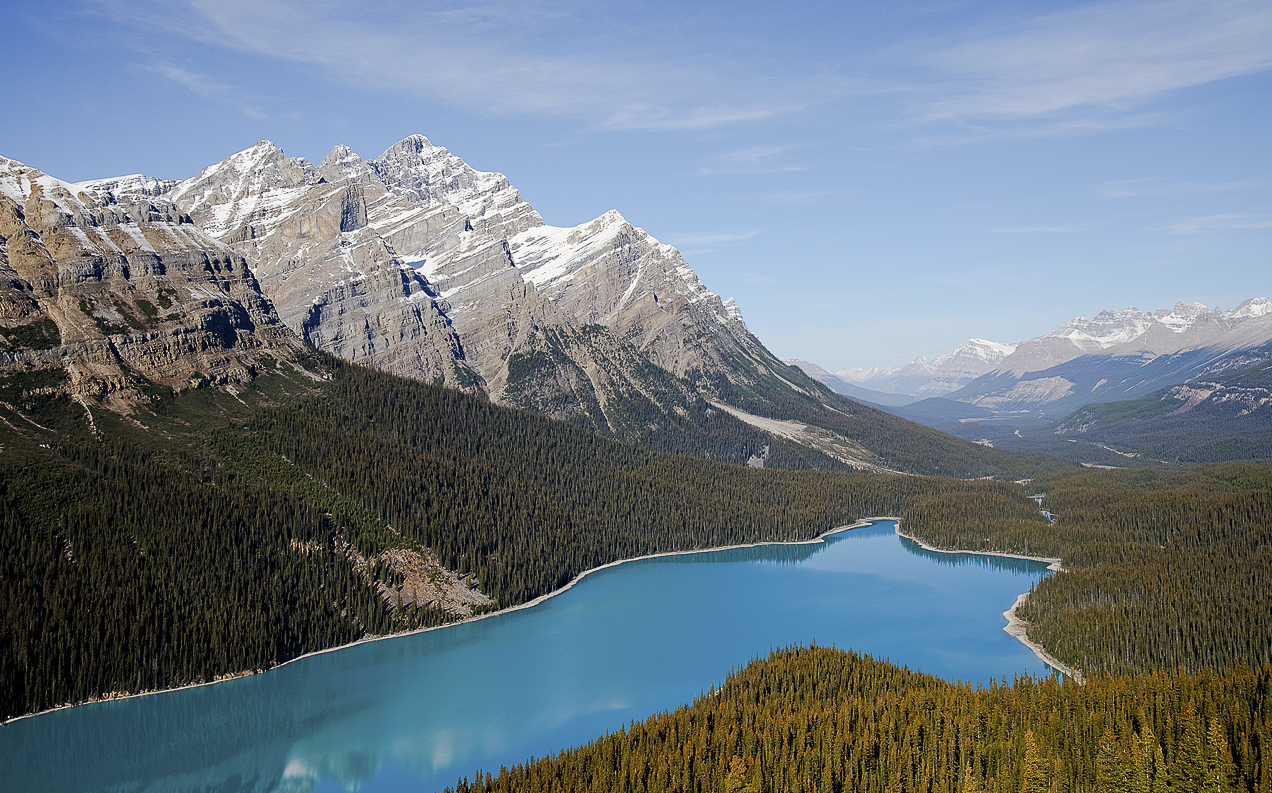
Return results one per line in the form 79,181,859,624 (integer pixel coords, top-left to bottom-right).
321,144,361,166
1228,297,1272,319
384,134,435,153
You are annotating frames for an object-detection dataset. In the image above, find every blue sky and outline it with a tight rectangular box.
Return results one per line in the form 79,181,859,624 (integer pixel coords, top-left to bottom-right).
2,0,1269,371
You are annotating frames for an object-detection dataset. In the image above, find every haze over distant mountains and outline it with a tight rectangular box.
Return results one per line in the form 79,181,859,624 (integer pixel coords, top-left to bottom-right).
789,338,1018,402
793,298,1272,463
952,300,1272,411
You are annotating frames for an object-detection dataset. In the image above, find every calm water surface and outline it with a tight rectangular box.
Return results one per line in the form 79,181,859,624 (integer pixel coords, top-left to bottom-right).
2,520,1059,793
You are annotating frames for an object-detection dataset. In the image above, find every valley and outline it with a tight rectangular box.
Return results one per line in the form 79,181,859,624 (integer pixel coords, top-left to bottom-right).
796,299,1272,467
0,520,1060,792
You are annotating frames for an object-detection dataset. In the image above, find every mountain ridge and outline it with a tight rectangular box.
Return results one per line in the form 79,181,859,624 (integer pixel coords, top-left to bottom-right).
804,297,1272,464
66,135,1036,476
1,154,303,411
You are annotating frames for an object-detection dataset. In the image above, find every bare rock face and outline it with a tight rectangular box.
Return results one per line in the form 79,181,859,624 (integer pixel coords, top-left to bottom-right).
506,209,784,391
0,156,301,405
370,135,543,244
92,142,478,389
82,134,813,431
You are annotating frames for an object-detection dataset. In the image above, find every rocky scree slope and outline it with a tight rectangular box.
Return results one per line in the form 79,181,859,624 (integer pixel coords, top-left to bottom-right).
0,156,302,409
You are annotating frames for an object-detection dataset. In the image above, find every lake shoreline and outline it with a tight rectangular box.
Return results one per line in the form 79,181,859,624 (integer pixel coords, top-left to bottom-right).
7,515,1082,725
3,517,898,726
892,524,1083,684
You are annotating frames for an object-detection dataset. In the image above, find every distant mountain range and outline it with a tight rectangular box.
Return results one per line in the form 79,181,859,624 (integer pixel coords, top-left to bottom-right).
952,300,1272,412
1054,358,1272,463
823,338,1018,399
793,299,1272,463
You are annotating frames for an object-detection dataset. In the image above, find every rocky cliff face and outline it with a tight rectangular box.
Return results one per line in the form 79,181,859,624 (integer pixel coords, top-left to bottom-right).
0,156,301,408
508,209,755,377
39,135,999,474
89,135,804,437
85,142,475,390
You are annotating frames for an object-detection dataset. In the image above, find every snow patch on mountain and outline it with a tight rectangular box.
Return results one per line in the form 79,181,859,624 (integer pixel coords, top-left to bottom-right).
1229,297,1272,319
509,211,629,288
830,338,1016,397
994,299,1272,377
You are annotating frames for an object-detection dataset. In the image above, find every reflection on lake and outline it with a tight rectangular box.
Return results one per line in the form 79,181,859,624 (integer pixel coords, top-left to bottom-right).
1,520,1059,793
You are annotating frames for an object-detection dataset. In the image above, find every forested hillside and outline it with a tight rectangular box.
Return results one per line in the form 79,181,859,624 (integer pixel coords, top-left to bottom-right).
449,645,1271,793
1054,360,1272,463
703,358,1056,479
901,464,1272,677
0,352,1051,721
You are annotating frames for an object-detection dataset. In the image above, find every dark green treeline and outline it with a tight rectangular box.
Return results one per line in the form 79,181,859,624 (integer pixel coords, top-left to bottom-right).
241,361,1045,607
900,464,1272,678
0,356,1046,720
451,645,1272,793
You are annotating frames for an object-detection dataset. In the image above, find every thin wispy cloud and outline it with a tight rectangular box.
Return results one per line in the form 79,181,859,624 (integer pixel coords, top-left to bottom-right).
148,64,230,99
1169,213,1272,234
93,0,842,132
1098,178,1264,198
698,146,806,176
987,226,1083,234
907,111,1166,148
917,0,1272,126
145,63,268,118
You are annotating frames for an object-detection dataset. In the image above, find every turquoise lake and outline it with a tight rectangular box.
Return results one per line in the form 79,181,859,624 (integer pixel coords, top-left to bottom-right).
1,519,1060,793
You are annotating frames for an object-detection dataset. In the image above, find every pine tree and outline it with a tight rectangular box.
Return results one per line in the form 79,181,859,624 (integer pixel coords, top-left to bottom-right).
1172,710,1206,793
1203,718,1234,793
1021,731,1048,793
964,763,981,793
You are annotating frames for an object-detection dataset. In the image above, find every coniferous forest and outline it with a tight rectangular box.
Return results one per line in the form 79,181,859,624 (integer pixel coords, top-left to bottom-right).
901,465,1272,677
2,349,1271,793
0,353,1051,720
449,646,1271,793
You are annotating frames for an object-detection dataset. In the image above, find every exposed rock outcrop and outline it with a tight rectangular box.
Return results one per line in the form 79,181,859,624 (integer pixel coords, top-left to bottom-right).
0,156,302,406
90,135,805,434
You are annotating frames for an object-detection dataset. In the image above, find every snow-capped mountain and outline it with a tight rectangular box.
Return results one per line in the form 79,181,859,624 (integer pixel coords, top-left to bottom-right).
951,299,1272,413
80,135,815,443
3,139,1037,476
992,301,1272,377
780,359,917,407
837,366,894,384
808,298,1272,463
1,155,299,403
806,338,1017,399
915,339,1018,397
